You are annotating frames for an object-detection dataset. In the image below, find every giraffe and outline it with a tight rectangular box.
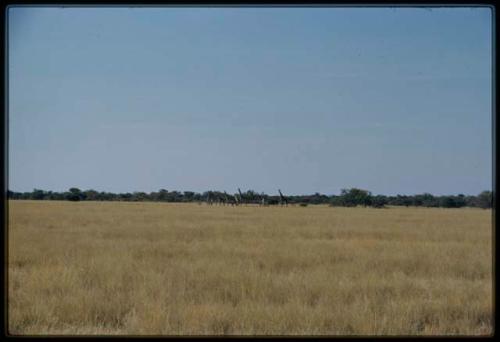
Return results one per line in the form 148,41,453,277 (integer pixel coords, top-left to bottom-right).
224,192,233,206
278,189,288,206
238,188,245,206
214,193,222,206
206,192,213,205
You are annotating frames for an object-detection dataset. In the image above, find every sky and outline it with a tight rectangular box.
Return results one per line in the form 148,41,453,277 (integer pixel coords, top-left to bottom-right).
8,6,493,196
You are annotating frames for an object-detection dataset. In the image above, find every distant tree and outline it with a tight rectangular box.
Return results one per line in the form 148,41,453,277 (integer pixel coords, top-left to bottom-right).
371,195,388,208
308,192,328,205
156,189,169,202
119,193,133,201
397,195,412,207
66,188,83,201
465,195,478,207
439,196,457,208
411,195,423,206
421,193,439,207
268,197,279,205
31,189,46,200
329,195,343,207
453,194,467,208
84,189,99,201
339,188,372,207
168,191,182,202
131,192,148,201
476,191,492,209
49,191,64,200
240,192,256,204
183,191,195,202
7,190,22,200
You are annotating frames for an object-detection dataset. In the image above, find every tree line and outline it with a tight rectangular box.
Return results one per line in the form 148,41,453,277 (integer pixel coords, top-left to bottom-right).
7,188,493,209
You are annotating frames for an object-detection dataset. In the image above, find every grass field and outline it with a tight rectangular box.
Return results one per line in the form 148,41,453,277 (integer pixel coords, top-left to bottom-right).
7,200,493,336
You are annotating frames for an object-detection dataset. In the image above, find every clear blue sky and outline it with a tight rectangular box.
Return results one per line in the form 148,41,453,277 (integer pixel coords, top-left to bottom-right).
8,6,492,196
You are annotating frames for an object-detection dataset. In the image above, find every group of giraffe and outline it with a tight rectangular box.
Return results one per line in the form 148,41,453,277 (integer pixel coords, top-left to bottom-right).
205,189,289,207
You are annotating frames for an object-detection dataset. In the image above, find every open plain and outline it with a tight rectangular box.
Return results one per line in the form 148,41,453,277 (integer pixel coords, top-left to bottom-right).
8,200,493,335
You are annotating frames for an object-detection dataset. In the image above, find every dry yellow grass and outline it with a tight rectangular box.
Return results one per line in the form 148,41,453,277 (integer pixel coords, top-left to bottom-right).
8,200,493,336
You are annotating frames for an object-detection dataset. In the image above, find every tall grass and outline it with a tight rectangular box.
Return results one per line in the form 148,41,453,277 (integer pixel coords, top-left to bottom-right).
8,200,492,335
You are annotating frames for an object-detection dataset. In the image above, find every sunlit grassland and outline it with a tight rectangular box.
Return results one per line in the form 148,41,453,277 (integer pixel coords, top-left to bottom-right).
8,200,493,335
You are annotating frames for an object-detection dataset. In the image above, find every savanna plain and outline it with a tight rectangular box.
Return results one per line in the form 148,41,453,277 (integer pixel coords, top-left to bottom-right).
8,200,493,335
